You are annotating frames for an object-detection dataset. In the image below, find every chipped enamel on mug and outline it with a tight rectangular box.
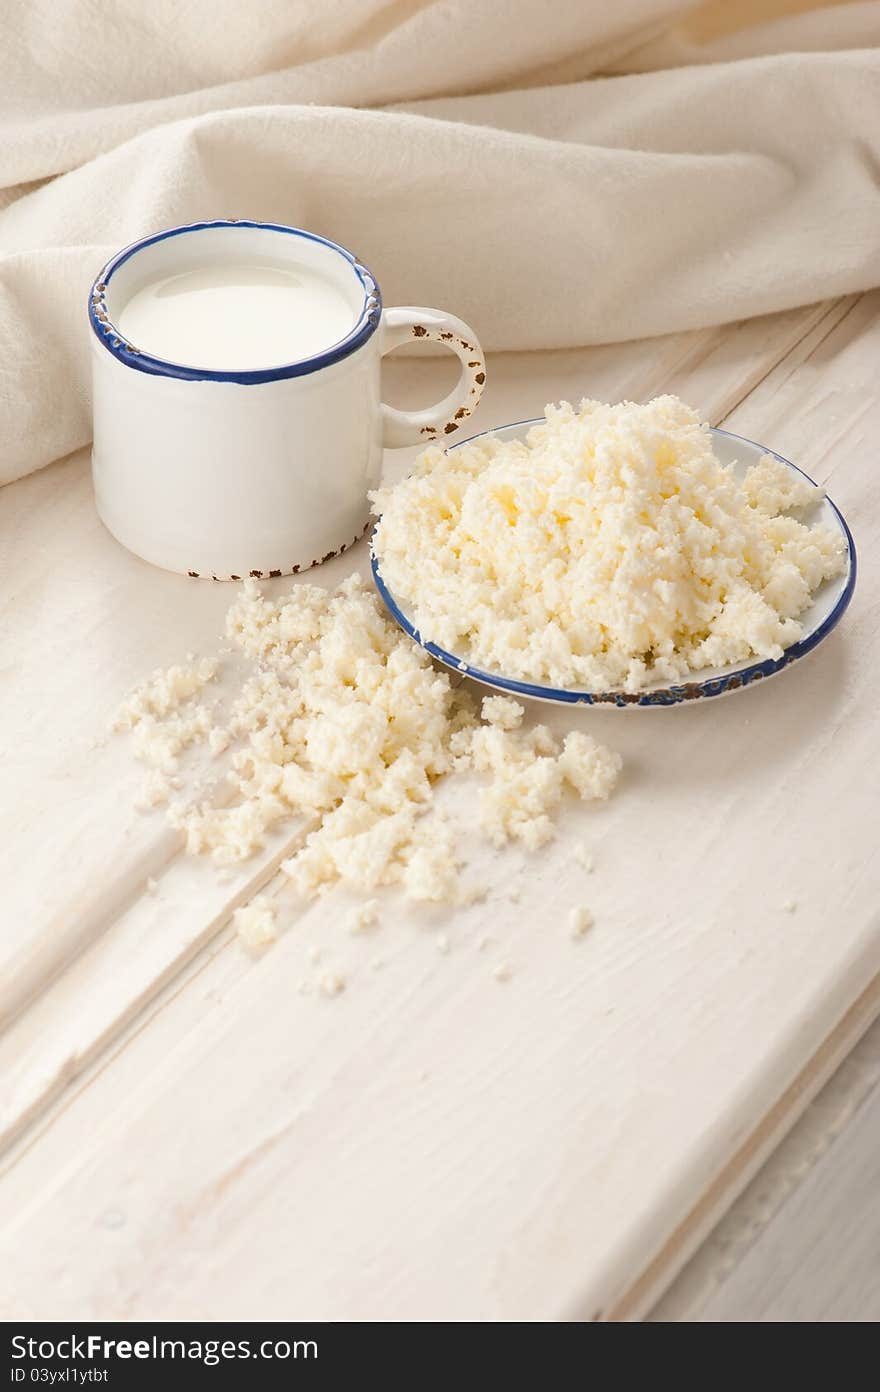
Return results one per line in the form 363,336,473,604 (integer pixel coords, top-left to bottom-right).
89,220,486,579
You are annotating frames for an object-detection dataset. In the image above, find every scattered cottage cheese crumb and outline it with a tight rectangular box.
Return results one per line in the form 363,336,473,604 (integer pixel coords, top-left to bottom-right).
349,899,379,933
371,397,846,693
477,935,493,952
208,727,231,756
113,660,216,775
136,768,173,809
457,883,488,907
319,971,346,997
493,962,512,983
128,706,214,778
783,898,798,913
464,723,620,850
435,933,450,955
568,905,594,938
400,835,460,904
145,876,158,896
113,657,216,728
369,957,386,971
308,945,322,965
573,842,594,872
115,574,621,909
233,895,278,949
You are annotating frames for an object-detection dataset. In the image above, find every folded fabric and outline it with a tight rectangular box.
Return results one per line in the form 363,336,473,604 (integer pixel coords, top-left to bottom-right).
2,0,879,484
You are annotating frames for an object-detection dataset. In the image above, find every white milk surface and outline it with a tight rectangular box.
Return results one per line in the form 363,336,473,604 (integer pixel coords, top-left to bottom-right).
116,262,358,370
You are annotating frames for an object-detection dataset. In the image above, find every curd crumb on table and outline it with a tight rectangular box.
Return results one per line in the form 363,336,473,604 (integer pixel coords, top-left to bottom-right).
573,842,594,872
319,972,346,998
113,659,216,778
233,895,278,950
135,769,170,809
348,899,379,933
208,727,230,756
114,574,621,912
457,883,489,907
112,657,216,727
568,906,594,938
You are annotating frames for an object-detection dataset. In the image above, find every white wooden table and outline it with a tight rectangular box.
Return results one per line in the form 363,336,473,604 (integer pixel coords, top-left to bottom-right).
1,293,878,1321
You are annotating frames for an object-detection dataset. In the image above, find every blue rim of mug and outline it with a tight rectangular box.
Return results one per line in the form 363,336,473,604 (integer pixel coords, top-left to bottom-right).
88,219,383,384
370,420,857,708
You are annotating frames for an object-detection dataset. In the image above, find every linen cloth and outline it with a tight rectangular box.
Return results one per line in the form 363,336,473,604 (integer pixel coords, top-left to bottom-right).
1,0,879,484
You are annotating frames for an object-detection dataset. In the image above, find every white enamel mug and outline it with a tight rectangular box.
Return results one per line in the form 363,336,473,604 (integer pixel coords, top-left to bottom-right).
89,220,486,579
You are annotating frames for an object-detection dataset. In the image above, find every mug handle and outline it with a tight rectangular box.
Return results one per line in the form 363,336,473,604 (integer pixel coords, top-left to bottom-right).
380,307,486,448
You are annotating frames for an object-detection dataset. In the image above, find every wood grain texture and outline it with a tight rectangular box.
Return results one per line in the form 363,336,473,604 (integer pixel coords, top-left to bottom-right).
0,294,877,1320
652,1011,880,1321
612,969,880,1319
699,1052,880,1322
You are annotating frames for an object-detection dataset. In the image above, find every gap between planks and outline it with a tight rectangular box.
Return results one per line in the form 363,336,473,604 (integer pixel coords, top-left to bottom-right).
652,1010,880,1321
0,822,313,1159
713,294,861,430
603,967,880,1321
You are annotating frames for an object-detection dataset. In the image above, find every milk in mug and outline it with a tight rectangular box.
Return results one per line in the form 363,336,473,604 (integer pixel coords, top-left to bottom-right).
117,262,356,370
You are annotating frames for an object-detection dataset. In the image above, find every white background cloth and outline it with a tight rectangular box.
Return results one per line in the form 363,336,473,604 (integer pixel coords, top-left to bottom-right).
1,0,879,484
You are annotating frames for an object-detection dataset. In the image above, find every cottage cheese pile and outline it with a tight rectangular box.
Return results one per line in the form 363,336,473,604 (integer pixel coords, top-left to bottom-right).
371,396,847,693
114,575,620,903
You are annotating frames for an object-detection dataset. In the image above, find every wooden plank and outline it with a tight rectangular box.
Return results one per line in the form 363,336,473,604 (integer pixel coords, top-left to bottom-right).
651,1011,880,1321
0,298,847,1156
609,968,880,1320
0,294,876,1320
697,1048,880,1322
